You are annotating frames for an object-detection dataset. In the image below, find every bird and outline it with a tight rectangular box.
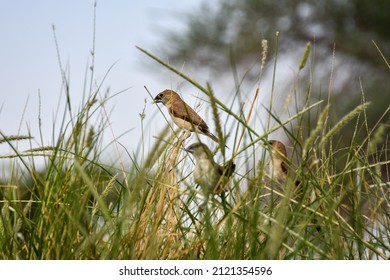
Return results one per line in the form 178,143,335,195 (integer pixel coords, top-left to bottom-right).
267,140,288,182
267,140,300,186
267,140,324,231
186,142,235,197
154,89,220,143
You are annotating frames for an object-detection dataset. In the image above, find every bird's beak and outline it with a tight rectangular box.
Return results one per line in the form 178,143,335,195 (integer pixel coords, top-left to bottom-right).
185,147,194,154
153,95,162,104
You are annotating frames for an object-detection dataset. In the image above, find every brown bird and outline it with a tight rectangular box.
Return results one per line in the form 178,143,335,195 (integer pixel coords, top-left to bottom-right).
267,140,300,186
186,142,235,196
267,140,322,231
154,89,220,143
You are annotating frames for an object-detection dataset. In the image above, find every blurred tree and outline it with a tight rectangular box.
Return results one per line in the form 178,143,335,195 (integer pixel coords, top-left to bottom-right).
162,0,389,70
158,0,389,145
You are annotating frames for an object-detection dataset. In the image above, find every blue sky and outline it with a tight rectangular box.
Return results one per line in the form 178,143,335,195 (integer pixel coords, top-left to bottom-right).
0,1,208,163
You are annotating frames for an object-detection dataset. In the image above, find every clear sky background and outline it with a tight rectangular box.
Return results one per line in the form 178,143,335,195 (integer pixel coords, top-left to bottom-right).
0,1,211,166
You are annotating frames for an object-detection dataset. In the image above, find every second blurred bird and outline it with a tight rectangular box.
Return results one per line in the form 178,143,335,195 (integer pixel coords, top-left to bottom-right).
267,140,301,186
186,143,235,202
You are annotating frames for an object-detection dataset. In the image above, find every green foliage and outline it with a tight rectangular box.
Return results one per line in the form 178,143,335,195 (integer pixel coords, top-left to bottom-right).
163,0,390,69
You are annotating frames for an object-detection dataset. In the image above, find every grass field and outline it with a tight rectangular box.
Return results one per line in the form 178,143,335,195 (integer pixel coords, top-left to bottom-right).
0,39,389,260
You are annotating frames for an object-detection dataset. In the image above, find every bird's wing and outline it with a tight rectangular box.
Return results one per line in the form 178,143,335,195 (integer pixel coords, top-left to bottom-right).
218,160,236,178
212,160,235,194
170,99,209,128
281,161,288,175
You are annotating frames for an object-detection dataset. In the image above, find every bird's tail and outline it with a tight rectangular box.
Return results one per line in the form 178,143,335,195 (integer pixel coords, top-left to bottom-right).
204,131,220,143
201,129,230,149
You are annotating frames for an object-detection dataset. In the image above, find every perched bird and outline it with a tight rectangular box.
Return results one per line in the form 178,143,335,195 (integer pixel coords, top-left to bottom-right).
154,89,220,143
267,140,300,186
267,140,322,231
267,140,288,182
186,142,235,197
